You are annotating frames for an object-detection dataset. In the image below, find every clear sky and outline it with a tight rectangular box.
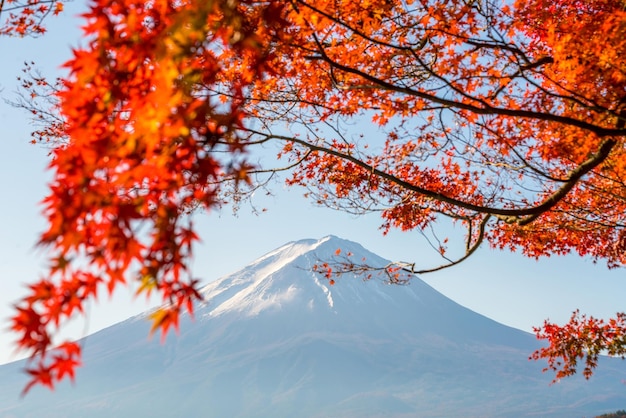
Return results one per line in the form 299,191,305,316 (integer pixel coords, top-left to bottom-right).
0,3,625,366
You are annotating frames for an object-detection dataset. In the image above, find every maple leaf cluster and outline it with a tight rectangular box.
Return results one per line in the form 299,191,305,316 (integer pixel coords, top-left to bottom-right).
5,0,626,391
531,310,626,382
10,0,289,392
0,0,64,36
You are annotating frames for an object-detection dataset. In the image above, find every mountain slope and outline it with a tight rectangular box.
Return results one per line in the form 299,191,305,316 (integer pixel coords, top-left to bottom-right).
1,236,625,417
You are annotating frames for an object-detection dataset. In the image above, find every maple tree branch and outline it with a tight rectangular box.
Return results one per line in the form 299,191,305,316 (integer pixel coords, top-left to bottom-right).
320,214,491,278
409,214,490,274
294,0,423,53
467,118,569,183
465,39,534,65
310,38,626,137
517,139,617,225
296,4,619,124
247,129,618,223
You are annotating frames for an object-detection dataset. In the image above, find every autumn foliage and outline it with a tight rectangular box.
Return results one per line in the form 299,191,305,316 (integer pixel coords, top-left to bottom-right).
6,0,288,393
531,311,626,381
0,0,63,36
4,0,626,391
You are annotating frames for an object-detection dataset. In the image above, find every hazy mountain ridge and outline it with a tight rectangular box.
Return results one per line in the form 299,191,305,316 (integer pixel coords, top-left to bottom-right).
1,236,625,417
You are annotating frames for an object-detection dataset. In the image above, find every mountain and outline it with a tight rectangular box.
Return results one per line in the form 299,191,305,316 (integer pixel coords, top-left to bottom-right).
1,235,626,417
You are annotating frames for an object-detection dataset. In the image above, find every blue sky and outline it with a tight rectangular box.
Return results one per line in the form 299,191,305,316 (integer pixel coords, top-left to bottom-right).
0,3,625,366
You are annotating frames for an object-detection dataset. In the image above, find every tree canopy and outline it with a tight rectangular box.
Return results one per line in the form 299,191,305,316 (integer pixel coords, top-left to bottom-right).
3,0,626,391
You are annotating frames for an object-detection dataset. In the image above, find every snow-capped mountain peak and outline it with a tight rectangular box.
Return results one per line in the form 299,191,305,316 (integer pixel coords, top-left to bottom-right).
3,236,626,418
197,235,401,318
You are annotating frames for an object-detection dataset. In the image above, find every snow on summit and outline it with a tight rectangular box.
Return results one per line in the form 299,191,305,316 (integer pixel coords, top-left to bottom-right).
199,235,407,318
